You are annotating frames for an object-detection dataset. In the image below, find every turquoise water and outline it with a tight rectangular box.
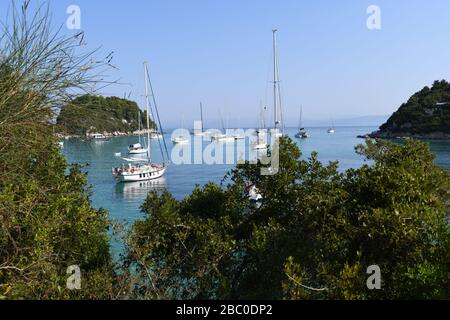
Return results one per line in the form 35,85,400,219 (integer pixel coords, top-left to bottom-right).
62,126,450,225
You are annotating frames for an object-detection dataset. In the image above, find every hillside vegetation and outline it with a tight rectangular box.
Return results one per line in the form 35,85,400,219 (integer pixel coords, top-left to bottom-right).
57,94,155,136
371,80,450,139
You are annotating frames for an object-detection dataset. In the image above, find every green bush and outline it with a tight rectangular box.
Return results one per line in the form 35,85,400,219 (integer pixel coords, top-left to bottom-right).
123,138,449,300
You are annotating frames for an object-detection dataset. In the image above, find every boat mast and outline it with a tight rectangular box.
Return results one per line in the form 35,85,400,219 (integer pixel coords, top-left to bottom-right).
138,109,141,145
272,29,278,131
144,62,151,162
219,110,225,132
299,106,303,130
200,102,204,133
258,100,266,130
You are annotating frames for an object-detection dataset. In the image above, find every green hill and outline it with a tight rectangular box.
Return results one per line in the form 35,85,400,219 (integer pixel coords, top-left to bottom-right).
370,80,450,139
56,94,155,136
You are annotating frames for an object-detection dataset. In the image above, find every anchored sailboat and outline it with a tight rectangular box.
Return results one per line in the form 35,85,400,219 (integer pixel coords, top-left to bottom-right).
252,102,268,150
193,102,207,136
172,113,189,144
295,106,310,139
211,110,235,142
327,118,336,134
271,29,284,139
128,110,147,154
112,62,169,182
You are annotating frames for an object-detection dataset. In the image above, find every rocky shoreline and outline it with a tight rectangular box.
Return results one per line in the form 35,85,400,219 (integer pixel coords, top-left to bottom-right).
358,130,450,140
56,129,161,140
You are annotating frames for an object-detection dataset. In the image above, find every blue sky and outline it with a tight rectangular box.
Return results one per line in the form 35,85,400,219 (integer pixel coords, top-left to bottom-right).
2,0,450,128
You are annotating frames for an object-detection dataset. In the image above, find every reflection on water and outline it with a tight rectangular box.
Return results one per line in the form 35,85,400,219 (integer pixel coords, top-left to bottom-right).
114,177,167,200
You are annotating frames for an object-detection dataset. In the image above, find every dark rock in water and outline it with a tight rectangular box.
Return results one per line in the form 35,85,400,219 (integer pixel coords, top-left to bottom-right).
368,130,450,140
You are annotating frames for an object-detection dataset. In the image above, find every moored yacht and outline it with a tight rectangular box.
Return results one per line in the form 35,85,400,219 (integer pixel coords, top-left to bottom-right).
129,110,148,154
295,106,310,139
113,162,166,182
113,62,169,183
172,136,189,144
128,143,147,154
327,118,336,134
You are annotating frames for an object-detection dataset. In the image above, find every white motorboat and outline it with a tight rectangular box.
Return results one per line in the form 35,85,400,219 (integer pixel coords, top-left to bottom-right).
129,110,148,155
211,134,235,142
128,143,148,154
172,136,189,144
89,133,109,141
248,184,263,202
151,132,163,139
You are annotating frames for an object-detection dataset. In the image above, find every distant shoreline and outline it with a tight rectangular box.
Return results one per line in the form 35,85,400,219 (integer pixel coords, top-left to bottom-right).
360,130,450,140
56,129,161,140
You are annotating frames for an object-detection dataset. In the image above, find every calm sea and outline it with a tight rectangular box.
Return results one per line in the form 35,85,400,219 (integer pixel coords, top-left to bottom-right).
62,126,450,226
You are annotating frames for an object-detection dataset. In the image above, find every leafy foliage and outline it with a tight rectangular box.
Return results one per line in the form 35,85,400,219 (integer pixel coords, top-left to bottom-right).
379,80,450,136
124,137,450,300
0,1,119,299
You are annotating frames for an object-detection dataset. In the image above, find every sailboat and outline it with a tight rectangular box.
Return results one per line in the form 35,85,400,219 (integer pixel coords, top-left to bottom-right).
128,110,148,154
172,135,189,144
150,131,163,139
211,110,235,142
252,131,268,150
295,106,309,139
112,62,169,182
252,103,268,150
172,113,190,144
271,29,284,139
193,102,207,136
327,118,336,134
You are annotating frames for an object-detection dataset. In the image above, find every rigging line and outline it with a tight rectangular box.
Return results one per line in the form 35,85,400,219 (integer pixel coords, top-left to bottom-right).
278,82,285,133
146,70,170,163
150,103,165,163
146,90,164,163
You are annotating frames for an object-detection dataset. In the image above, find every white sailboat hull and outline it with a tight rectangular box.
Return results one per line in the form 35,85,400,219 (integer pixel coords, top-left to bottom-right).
113,165,166,183
172,138,189,144
212,134,235,142
128,148,148,155
252,143,268,150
